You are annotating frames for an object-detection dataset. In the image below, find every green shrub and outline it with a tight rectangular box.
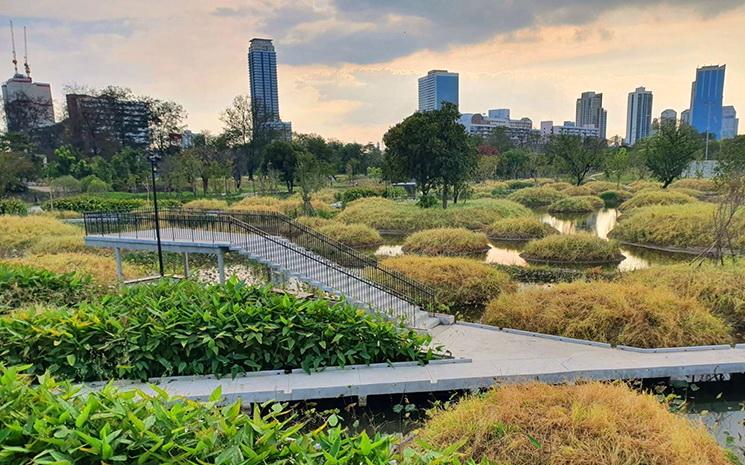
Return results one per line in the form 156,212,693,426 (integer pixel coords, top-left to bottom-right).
547,196,604,214
378,256,514,315
619,190,698,211
505,179,535,189
583,180,619,194
0,279,437,381
0,198,27,215
45,195,145,212
80,175,109,193
0,365,475,465
317,222,383,247
402,228,489,256
483,281,732,347
338,186,383,204
670,178,719,192
599,190,632,208
522,234,623,264
485,218,558,240
609,203,745,249
507,187,567,207
416,193,439,208
562,185,593,196
0,263,93,311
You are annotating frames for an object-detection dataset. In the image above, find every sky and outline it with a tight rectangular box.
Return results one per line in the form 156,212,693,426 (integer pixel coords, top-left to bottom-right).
2,0,744,143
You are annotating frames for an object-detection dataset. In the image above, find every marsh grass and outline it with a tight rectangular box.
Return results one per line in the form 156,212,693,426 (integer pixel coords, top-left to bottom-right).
670,178,719,192
486,218,558,241
0,216,84,257
583,180,620,194
562,185,594,196
401,228,489,256
521,233,623,264
620,190,698,211
5,252,145,285
507,187,567,207
627,180,662,192
182,199,229,210
547,196,604,214
316,222,383,247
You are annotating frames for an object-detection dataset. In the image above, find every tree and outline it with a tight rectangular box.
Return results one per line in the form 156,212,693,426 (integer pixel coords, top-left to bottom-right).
642,121,702,188
546,135,606,185
220,95,254,189
485,126,514,154
146,98,186,156
383,102,475,208
0,152,35,194
263,141,298,193
496,148,532,179
295,151,328,214
603,147,631,187
110,147,149,192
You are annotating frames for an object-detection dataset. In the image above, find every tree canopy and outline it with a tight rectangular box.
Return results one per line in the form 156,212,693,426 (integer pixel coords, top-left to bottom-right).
642,121,703,187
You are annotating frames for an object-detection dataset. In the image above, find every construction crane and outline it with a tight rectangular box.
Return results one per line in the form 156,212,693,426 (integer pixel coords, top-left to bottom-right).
9,20,18,74
23,26,30,77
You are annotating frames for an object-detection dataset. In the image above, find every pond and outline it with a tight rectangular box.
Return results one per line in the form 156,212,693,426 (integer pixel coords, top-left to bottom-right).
374,208,697,271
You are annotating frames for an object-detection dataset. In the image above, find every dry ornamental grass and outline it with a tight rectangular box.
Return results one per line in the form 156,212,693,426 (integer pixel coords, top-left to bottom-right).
0,216,84,257
401,228,489,256
521,233,623,264
507,187,567,207
182,199,229,210
486,218,559,241
619,190,698,211
316,222,383,247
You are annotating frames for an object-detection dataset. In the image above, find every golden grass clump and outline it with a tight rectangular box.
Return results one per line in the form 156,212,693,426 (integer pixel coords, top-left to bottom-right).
316,222,383,247
418,382,737,465
669,187,707,200
619,190,698,211
543,181,574,192
38,209,82,219
507,187,567,207
4,252,145,286
547,196,604,214
379,255,514,314
669,178,719,192
521,233,623,264
562,185,594,196
486,217,558,241
0,215,84,257
296,216,333,228
401,228,489,256
627,180,662,192
482,281,732,347
182,199,229,210
583,180,619,194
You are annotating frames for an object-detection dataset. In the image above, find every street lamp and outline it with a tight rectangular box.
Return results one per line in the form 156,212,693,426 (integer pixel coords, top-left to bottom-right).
148,151,165,277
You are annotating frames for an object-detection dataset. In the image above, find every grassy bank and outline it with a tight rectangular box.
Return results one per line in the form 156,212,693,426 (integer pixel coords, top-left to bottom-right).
521,234,623,264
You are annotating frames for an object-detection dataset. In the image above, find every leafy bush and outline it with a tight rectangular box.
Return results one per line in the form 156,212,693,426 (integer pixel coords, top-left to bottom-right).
0,263,93,311
599,189,632,208
44,195,146,212
416,193,439,208
80,175,109,193
51,175,82,193
670,178,719,192
505,179,535,189
522,234,623,264
337,197,530,232
547,196,604,214
402,228,489,256
182,198,229,210
337,186,383,204
483,281,731,347
583,180,619,194
619,190,698,211
6,252,144,285
0,216,83,257
0,198,27,215
485,218,558,240
0,279,437,381
0,365,475,465
317,222,383,247
609,203,745,250
507,187,567,207
419,382,736,465
562,185,593,196
378,256,514,315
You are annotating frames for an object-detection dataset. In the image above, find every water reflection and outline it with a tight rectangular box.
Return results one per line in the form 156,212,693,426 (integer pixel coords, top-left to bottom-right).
539,208,618,239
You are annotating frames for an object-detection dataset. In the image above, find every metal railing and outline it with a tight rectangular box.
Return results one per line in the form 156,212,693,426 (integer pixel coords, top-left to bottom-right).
83,209,437,326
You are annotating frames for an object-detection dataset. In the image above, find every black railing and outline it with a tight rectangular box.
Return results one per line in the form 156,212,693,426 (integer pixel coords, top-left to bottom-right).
83,209,437,326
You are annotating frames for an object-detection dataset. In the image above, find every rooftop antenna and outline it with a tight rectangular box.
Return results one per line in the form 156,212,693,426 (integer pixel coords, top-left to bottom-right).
9,20,18,74
23,26,30,77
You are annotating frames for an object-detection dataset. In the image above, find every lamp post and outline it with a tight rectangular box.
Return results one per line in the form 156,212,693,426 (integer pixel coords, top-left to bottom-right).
148,151,164,277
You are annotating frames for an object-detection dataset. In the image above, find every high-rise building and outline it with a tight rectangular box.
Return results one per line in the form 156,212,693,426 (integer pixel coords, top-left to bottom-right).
660,109,677,126
681,109,691,125
488,108,510,119
248,38,291,140
575,91,607,139
418,70,459,111
540,121,600,139
625,87,653,145
722,105,739,139
459,111,535,145
689,65,726,139
2,73,54,133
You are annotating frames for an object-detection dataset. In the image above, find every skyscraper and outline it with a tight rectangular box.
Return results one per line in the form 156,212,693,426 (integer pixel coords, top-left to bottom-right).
681,109,691,125
660,109,677,126
2,72,54,133
418,70,459,111
575,91,607,139
689,65,726,139
722,105,739,139
625,87,653,145
248,38,291,139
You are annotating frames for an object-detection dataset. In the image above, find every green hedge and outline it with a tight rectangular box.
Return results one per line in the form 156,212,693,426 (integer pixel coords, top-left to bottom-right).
336,186,407,204
0,279,438,381
0,263,93,312
0,198,27,215
44,195,182,213
0,365,475,465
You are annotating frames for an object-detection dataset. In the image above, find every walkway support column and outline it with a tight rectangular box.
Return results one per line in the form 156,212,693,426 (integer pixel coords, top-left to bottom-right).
217,249,225,284
114,248,124,283
182,252,190,278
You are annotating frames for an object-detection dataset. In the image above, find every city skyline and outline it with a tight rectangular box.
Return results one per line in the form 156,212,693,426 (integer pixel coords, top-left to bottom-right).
1,1,745,142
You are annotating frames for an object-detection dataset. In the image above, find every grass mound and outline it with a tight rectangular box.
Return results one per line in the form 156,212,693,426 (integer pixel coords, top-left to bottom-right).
486,218,558,241
599,189,632,208
547,196,604,214
182,198,229,210
317,222,383,247
0,215,84,257
620,190,698,211
562,185,593,196
627,180,662,192
5,252,144,285
0,279,437,381
670,178,719,192
505,179,535,189
522,233,623,264
418,382,736,465
483,281,731,347
402,228,489,256
229,195,332,216
507,187,567,207
670,187,707,200
336,197,530,232
543,181,573,191
609,203,745,250
378,256,514,315
583,180,619,194
296,215,333,228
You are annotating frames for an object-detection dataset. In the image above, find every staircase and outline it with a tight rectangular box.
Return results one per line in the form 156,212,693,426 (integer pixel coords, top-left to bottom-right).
84,209,443,330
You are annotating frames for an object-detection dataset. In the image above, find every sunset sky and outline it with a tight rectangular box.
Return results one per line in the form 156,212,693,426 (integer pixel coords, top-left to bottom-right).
2,0,744,143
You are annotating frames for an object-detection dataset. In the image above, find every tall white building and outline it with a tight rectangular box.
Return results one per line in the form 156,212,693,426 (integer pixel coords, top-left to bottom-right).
625,87,653,145
540,121,600,139
722,105,739,139
575,91,607,139
2,73,54,132
418,70,459,111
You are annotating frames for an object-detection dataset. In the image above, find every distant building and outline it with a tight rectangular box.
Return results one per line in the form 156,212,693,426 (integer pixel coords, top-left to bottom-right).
248,38,291,140
681,109,691,125
66,93,150,155
459,112,535,145
488,108,510,119
660,109,677,126
418,69,459,111
722,105,739,139
575,91,607,139
540,120,600,139
689,65,726,139
625,87,653,145
2,73,54,133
